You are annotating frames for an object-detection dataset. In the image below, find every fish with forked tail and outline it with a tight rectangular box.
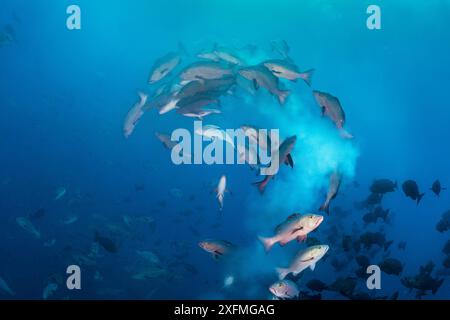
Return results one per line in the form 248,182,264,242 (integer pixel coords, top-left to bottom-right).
276,245,329,280
258,213,324,252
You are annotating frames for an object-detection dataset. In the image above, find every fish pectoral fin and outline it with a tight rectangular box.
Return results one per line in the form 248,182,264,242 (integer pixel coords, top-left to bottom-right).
310,263,316,271
296,235,307,243
321,106,326,117
253,79,259,90
285,154,294,168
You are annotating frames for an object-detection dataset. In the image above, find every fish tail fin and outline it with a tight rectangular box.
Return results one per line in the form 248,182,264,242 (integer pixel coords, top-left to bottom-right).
258,236,275,253
339,128,354,139
300,69,315,87
252,178,268,194
276,267,290,280
417,193,425,205
277,90,290,105
138,91,148,103
319,202,330,215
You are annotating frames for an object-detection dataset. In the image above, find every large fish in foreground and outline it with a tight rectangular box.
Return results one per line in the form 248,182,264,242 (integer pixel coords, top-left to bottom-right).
313,90,353,139
258,213,324,252
123,92,148,138
319,171,342,214
276,245,329,280
238,65,290,105
253,135,297,193
263,59,314,86
148,43,186,84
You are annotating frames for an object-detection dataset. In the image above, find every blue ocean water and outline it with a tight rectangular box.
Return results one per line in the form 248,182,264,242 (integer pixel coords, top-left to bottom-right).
1,0,450,300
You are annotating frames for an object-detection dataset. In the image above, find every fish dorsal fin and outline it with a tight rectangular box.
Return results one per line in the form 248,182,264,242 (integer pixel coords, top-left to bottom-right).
287,213,300,221
310,263,316,271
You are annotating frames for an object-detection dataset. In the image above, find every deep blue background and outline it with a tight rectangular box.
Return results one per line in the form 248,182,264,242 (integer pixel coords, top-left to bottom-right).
1,0,450,299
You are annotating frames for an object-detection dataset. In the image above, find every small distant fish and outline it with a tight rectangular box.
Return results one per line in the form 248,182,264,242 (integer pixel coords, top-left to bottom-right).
136,250,160,265
198,239,234,260
62,215,78,225
169,188,183,199
54,187,67,201
0,277,14,296
319,171,342,215
263,59,314,86
269,280,299,300
94,231,118,253
430,180,446,197
223,275,234,289
276,245,329,280
215,175,228,211
148,43,186,84
178,107,221,120
313,90,353,139
123,92,148,138
258,213,324,252
43,283,58,300
370,179,397,194
380,258,403,276
402,180,425,205
16,217,41,239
